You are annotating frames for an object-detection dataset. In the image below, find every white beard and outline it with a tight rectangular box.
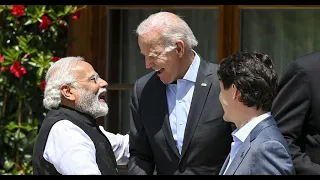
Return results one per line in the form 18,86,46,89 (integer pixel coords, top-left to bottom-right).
75,88,108,118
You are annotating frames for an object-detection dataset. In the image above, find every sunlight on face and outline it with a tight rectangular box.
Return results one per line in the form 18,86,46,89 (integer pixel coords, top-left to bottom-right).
219,81,234,123
138,35,179,84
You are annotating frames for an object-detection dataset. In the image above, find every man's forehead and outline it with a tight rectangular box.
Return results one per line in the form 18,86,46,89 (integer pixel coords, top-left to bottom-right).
139,38,164,55
71,61,95,78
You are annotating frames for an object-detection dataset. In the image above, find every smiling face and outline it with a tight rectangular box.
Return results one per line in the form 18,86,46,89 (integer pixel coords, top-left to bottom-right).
138,34,181,84
70,61,109,118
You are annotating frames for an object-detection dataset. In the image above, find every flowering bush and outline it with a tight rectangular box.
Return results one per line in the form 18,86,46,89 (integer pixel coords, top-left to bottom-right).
0,5,86,175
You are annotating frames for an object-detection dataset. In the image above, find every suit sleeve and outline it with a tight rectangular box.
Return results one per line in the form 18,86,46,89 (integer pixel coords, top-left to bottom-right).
271,61,320,174
251,141,295,175
127,80,155,175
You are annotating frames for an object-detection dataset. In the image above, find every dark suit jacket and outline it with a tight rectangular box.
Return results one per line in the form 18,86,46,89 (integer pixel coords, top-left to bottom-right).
219,117,295,175
272,51,320,175
128,59,233,175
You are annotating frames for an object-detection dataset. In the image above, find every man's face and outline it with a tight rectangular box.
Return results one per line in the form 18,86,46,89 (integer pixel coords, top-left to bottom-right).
71,61,109,118
138,35,180,84
219,81,236,123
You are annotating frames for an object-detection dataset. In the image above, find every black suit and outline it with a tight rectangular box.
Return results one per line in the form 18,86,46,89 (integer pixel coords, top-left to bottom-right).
272,51,320,175
128,58,233,175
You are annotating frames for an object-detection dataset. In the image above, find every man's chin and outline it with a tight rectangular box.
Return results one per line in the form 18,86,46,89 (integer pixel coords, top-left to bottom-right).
93,105,109,118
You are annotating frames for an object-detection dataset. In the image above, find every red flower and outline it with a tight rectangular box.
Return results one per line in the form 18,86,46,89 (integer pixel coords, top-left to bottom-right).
72,10,81,20
16,21,20,25
52,56,61,62
10,61,27,78
11,5,25,17
39,16,51,30
0,54,4,63
60,21,66,26
40,80,46,91
1,67,6,72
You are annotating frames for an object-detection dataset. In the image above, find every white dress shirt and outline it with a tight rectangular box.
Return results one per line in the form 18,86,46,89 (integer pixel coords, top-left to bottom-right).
166,50,200,154
223,112,271,175
43,120,129,175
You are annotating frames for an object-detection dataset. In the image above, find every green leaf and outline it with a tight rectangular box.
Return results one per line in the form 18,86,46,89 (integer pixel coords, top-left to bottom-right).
37,67,44,79
35,5,46,17
57,10,65,17
14,130,26,140
27,61,37,67
24,19,32,26
64,5,73,14
13,45,20,52
49,25,57,33
12,50,22,60
2,48,15,61
5,121,18,131
48,12,58,21
20,123,34,131
28,48,38,55
3,160,15,171
24,154,32,161
6,15,13,21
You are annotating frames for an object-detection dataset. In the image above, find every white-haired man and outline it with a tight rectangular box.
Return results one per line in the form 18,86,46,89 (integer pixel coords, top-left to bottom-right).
128,12,233,175
32,57,129,175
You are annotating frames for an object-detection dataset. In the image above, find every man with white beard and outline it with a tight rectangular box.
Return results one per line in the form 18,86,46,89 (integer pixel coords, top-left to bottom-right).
32,56,129,175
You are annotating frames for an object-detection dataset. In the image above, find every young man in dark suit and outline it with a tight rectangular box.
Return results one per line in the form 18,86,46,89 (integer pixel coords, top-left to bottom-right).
128,11,233,175
272,51,320,175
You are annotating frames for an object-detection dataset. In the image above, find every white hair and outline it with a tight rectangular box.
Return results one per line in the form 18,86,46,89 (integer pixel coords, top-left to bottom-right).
135,11,198,51
43,56,85,110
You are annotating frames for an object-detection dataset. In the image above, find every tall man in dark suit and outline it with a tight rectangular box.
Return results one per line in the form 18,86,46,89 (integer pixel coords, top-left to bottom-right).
217,52,295,175
272,51,320,174
128,11,233,175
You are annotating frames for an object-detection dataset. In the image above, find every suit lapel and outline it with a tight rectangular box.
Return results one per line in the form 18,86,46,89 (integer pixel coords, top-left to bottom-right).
151,75,180,157
162,106,180,157
219,154,231,175
224,116,276,175
224,138,251,175
180,60,213,158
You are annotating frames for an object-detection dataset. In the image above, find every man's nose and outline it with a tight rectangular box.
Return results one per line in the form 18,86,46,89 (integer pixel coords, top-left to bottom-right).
145,57,153,69
98,78,108,88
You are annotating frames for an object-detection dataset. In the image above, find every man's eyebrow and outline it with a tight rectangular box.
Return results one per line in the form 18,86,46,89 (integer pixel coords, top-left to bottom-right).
88,73,97,79
140,51,157,57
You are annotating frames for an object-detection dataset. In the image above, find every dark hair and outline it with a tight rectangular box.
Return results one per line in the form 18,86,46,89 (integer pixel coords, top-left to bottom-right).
217,51,278,112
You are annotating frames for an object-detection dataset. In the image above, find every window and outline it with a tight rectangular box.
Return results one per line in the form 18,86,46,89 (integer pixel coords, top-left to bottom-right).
239,6,320,73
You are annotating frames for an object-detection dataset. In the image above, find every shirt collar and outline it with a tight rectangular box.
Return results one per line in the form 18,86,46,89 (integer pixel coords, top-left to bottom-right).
183,50,200,83
232,112,271,143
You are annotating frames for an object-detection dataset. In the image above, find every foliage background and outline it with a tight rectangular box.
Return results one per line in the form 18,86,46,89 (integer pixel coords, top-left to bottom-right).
0,5,86,175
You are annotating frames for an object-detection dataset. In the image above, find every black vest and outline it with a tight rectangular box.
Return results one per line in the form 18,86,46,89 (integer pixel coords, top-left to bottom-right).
32,105,118,175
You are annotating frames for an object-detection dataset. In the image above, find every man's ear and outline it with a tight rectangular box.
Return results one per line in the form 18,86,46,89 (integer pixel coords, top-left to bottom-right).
232,84,241,100
60,84,76,101
175,40,184,58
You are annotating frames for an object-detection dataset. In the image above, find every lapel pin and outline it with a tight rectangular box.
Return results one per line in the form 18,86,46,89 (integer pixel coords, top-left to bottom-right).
201,83,207,87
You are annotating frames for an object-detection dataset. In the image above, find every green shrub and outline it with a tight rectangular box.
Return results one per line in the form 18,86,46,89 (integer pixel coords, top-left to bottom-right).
0,5,86,175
